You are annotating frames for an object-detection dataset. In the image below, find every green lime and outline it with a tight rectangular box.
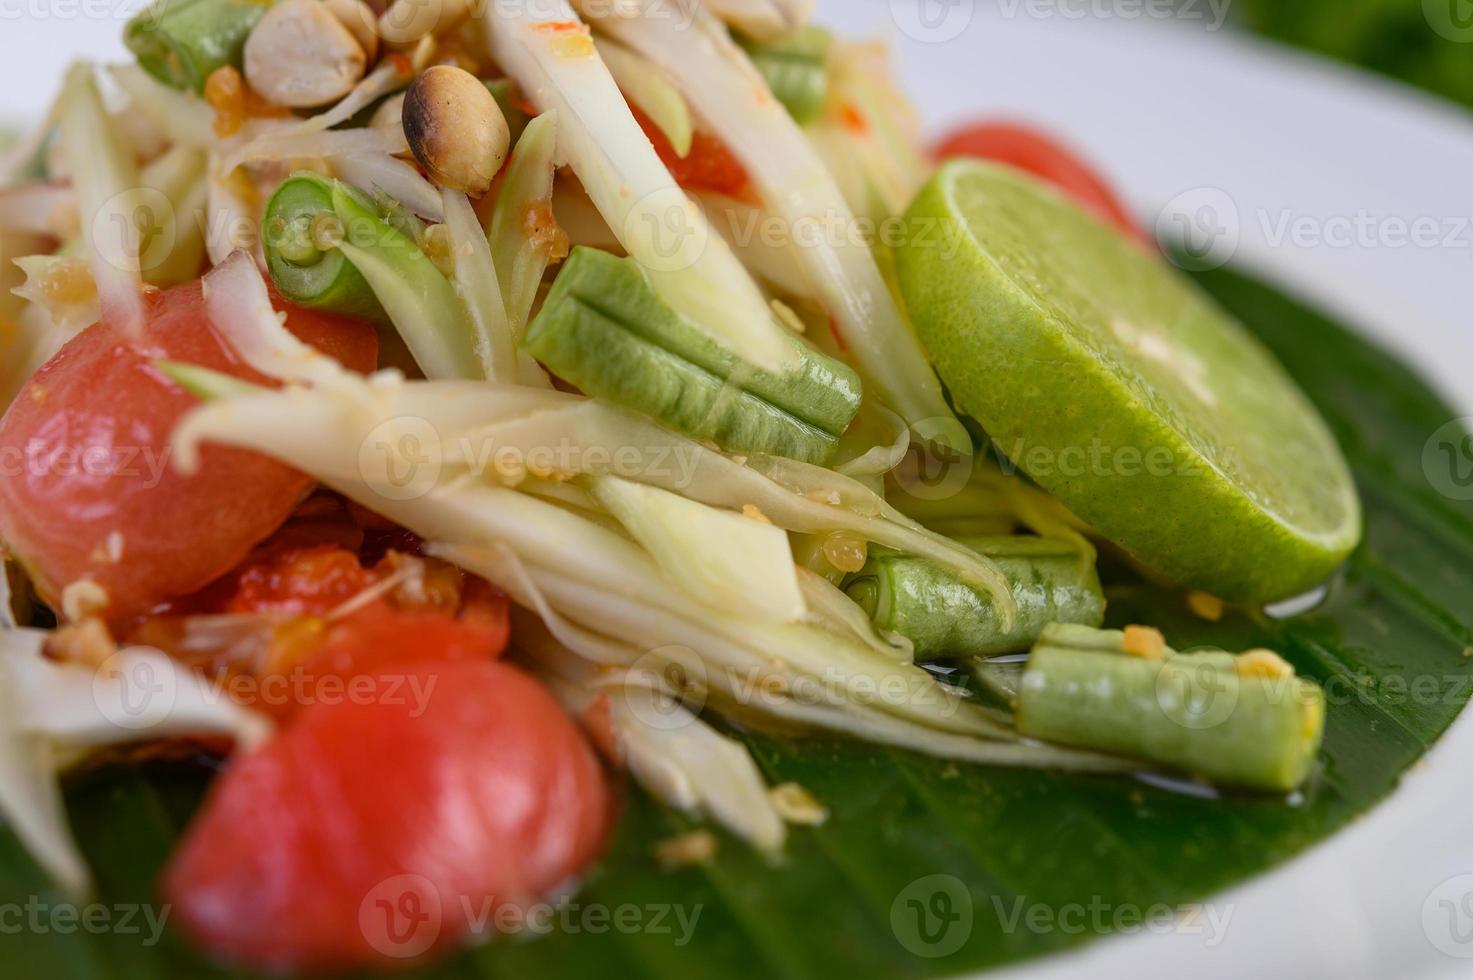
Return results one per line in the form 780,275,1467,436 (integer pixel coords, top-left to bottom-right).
897,161,1361,603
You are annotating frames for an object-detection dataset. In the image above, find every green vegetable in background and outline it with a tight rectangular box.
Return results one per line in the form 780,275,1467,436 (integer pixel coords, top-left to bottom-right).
1241,0,1473,113
125,0,270,93
523,246,862,465
1016,624,1326,792
740,26,833,125
844,536,1105,659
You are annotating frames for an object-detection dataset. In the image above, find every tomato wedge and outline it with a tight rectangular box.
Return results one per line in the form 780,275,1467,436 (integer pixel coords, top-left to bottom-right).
129,533,513,721
632,105,754,201
934,121,1146,244
0,280,377,625
162,659,613,972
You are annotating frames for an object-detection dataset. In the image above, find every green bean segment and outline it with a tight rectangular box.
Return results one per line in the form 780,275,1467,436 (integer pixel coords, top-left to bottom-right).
262,173,384,322
741,26,832,125
263,172,483,379
843,536,1104,659
523,247,862,464
1016,625,1325,792
125,0,269,93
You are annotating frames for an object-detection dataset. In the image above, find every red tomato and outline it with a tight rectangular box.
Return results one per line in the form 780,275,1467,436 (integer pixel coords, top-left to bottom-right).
632,105,754,201
934,121,1146,243
162,660,613,972
245,597,512,723
300,602,509,680
0,280,377,625
130,539,512,720
225,545,381,618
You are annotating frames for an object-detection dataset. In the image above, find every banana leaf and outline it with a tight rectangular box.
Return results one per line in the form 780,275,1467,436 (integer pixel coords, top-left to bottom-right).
2,264,1471,977
1239,0,1473,113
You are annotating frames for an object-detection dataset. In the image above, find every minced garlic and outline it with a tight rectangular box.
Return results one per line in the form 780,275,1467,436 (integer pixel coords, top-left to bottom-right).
1185,590,1224,622
1236,648,1294,680
822,532,867,574
769,782,827,826
551,31,595,59
654,830,717,869
43,618,116,670
771,299,807,335
1121,625,1166,660
60,578,109,623
39,258,96,309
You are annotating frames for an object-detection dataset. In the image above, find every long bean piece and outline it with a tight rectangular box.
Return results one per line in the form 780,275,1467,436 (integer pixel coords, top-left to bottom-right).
126,0,269,93
1015,624,1325,792
844,536,1104,659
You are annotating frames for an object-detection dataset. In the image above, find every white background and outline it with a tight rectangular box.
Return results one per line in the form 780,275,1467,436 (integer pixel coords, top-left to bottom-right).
3,1,1473,977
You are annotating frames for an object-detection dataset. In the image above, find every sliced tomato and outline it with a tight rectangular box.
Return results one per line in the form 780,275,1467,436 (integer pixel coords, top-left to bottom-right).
162,659,613,972
301,601,508,679
632,105,754,201
130,534,511,720
0,280,377,625
934,121,1146,244
236,598,511,722
224,545,381,618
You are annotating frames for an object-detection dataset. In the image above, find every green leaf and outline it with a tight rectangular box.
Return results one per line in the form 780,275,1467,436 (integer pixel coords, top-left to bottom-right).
1239,0,1473,115
3,265,1471,976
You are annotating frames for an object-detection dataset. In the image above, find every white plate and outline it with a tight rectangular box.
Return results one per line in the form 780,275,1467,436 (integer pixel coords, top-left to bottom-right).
5,5,1473,978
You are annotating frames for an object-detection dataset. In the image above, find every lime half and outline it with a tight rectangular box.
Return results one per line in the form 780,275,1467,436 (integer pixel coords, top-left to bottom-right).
897,162,1361,603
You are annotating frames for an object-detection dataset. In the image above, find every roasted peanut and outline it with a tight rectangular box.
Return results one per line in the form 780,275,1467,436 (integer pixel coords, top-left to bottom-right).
244,0,368,109
402,65,509,196
321,0,380,63
377,0,473,48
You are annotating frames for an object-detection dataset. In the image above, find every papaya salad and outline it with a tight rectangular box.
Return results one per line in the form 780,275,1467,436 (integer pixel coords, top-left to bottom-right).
0,0,1361,972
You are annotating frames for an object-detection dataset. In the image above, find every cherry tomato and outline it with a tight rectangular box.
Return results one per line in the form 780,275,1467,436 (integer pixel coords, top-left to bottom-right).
225,545,381,618
162,659,613,972
632,105,754,201
934,121,1146,243
0,280,377,625
130,539,512,721
251,586,511,723
300,601,508,680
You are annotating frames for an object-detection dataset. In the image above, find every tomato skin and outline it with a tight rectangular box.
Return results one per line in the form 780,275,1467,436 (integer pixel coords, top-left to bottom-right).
162,660,613,972
239,601,512,723
130,538,512,721
301,603,510,681
226,545,381,618
0,280,376,624
934,122,1146,243
632,105,754,201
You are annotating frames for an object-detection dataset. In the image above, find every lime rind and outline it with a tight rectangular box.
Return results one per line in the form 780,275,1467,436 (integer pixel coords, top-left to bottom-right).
897,161,1361,602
